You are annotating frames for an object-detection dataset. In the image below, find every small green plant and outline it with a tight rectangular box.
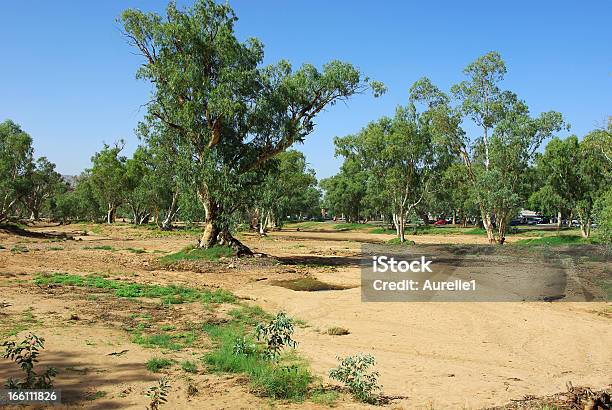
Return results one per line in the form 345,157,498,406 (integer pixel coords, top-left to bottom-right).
329,354,381,404
255,312,297,360
10,245,29,253
146,357,174,373
125,247,146,254
180,360,197,373
145,377,170,410
232,336,257,357
3,333,58,388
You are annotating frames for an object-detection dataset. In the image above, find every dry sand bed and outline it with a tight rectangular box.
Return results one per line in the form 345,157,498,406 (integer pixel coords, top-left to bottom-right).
0,223,610,409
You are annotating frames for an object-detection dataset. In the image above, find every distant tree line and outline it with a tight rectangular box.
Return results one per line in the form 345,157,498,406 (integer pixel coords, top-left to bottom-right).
321,53,612,244
1,2,610,248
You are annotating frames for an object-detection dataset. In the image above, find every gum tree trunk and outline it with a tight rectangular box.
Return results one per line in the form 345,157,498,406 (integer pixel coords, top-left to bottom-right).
197,191,252,255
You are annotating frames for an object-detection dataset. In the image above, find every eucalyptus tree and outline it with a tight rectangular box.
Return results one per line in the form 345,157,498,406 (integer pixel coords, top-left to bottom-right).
89,142,128,224
320,158,368,223
573,133,611,237
335,104,444,243
21,157,65,220
529,136,580,228
0,120,34,223
120,0,383,253
256,150,319,234
410,52,566,243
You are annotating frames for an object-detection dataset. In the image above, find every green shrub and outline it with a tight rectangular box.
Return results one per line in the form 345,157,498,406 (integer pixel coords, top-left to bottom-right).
145,377,170,409
202,314,311,400
180,360,197,373
146,357,174,372
255,312,297,360
160,245,235,264
329,354,381,403
3,333,58,388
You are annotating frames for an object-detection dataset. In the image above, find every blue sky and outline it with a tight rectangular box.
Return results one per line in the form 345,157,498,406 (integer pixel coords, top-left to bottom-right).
1,1,611,178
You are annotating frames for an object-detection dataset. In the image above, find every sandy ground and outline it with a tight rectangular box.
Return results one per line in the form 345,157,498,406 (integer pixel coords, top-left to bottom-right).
0,222,610,409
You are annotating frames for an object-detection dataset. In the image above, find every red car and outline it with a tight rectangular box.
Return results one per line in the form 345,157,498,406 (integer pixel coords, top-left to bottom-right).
433,219,447,225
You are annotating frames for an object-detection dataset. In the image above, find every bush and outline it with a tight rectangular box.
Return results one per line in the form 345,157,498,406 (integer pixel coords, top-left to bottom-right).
145,377,170,410
329,354,381,403
180,360,197,373
255,312,297,360
3,333,58,388
203,319,311,400
146,357,174,372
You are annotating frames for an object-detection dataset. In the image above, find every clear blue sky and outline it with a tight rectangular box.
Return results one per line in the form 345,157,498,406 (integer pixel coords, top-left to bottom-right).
1,1,611,178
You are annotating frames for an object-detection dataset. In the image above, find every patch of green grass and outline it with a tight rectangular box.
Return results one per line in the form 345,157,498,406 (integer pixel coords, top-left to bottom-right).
2,307,40,337
82,245,115,251
227,305,272,326
180,360,198,373
10,245,29,253
33,273,235,305
160,245,235,264
202,322,312,400
311,387,340,406
369,227,396,234
386,238,415,245
47,246,64,251
88,391,107,400
133,331,197,351
146,357,174,372
595,277,612,300
514,235,587,246
332,223,375,231
124,247,146,254
159,324,176,331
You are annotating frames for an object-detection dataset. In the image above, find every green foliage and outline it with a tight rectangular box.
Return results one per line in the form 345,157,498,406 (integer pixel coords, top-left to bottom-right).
120,0,380,246
203,323,311,400
201,305,312,400
10,245,28,253
82,245,115,251
329,354,381,403
256,150,321,232
387,238,415,245
3,333,58,389
232,336,258,357
160,245,235,264
594,189,612,243
88,142,129,223
145,377,170,410
514,235,592,246
33,273,235,305
320,158,368,223
133,332,197,351
0,120,34,222
180,360,198,373
146,357,174,372
411,52,566,243
311,387,340,406
255,312,297,360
